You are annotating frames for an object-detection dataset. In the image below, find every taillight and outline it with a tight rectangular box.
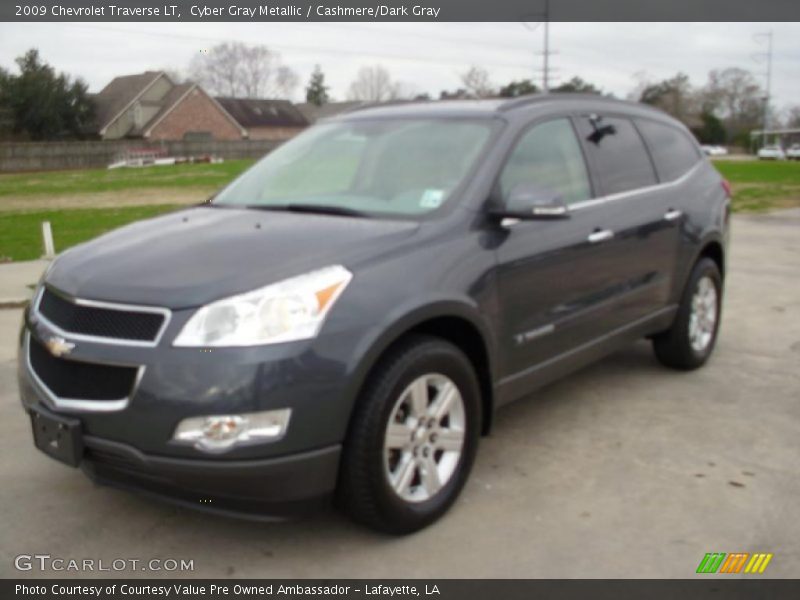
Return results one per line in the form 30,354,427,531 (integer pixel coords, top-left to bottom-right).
721,179,732,197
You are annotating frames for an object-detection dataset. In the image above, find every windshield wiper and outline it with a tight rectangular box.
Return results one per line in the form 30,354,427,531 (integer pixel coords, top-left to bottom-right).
286,204,368,218
245,204,369,218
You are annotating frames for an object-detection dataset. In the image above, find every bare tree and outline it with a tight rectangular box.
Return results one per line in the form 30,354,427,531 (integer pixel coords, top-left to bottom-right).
347,65,402,102
460,66,494,98
162,69,186,84
638,73,699,123
627,70,652,102
274,66,299,99
785,105,800,128
392,81,420,101
699,68,763,142
190,42,299,99
702,68,762,125
190,43,240,96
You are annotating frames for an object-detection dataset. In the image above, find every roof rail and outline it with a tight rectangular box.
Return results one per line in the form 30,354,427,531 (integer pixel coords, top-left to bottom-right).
341,99,421,115
497,92,639,113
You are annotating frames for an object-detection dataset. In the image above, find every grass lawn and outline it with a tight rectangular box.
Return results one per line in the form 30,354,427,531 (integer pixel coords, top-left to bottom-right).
0,158,797,263
0,159,253,262
713,160,800,212
0,160,254,198
0,205,180,262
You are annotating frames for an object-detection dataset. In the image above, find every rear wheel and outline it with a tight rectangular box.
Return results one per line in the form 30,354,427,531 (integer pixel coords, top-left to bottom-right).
337,335,481,534
653,258,722,370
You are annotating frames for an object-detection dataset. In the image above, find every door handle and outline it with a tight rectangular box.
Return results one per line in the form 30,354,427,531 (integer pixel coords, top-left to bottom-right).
664,209,683,222
587,229,614,243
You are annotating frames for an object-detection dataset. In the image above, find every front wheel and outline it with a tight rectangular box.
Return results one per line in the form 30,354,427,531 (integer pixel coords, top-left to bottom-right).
653,258,722,370
336,335,481,534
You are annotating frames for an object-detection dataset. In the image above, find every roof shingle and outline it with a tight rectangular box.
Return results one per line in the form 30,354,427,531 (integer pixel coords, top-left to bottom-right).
215,98,309,128
92,71,164,133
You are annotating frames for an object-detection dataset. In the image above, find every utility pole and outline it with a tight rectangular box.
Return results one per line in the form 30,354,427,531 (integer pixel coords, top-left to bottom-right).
763,31,773,147
754,31,774,146
542,0,550,92
521,0,556,93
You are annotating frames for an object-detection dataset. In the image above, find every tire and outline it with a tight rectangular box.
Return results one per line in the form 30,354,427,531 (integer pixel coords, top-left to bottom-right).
653,257,722,370
336,335,481,534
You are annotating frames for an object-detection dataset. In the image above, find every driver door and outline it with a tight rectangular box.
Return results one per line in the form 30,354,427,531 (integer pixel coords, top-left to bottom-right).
494,118,627,383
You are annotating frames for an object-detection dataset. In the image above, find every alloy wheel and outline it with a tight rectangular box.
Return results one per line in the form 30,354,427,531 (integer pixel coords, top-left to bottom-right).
688,275,718,353
383,373,466,503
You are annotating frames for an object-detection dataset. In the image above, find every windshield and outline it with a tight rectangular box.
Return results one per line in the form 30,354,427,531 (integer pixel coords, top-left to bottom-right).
213,118,498,217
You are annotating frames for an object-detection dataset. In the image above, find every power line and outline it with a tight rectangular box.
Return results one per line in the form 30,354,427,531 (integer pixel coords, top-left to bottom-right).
307,22,541,54
60,23,536,71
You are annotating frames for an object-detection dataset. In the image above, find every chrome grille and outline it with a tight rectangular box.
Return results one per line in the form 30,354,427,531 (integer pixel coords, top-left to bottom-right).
35,287,169,345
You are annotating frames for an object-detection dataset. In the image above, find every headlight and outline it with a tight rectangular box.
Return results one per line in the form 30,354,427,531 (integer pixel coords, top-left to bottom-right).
173,265,352,347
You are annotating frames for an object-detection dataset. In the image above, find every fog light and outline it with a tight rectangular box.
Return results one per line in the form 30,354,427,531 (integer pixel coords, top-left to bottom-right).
172,409,291,453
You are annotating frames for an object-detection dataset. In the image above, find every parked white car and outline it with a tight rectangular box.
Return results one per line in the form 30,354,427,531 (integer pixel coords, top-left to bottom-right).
786,144,800,160
758,145,786,160
701,145,729,157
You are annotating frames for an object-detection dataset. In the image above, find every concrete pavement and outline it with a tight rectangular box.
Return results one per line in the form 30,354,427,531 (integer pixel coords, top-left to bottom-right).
0,259,49,307
0,212,798,578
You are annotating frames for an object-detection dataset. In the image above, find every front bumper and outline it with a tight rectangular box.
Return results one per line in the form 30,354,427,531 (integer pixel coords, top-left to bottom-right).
17,291,361,517
25,401,341,518
82,434,341,518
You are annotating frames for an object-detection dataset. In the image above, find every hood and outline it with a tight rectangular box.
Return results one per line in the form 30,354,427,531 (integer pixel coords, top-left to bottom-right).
46,206,419,308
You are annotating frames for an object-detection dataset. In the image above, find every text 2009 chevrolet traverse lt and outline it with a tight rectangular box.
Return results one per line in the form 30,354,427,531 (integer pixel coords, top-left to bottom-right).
19,95,729,533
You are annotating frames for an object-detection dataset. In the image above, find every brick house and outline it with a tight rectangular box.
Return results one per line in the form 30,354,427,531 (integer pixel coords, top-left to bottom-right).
215,98,309,140
90,71,245,141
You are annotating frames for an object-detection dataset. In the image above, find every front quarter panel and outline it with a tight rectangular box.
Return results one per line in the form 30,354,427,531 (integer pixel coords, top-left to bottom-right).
318,222,500,436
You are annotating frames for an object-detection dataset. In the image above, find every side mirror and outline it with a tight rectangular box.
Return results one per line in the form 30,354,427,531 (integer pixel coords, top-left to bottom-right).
490,183,570,221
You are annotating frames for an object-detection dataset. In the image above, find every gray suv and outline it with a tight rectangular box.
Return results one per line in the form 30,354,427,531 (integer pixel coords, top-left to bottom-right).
18,94,729,533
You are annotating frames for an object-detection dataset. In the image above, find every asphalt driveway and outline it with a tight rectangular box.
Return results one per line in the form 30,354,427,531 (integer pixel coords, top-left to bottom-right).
0,211,798,579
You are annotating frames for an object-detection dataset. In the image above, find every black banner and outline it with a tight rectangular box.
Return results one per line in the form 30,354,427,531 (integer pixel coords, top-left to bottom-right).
2,0,800,22
6,580,800,600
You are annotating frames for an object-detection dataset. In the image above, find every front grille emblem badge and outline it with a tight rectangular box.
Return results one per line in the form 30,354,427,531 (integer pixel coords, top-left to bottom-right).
45,336,75,358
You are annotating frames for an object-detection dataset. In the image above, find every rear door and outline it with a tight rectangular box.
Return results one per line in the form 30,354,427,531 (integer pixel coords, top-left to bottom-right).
572,114,679,327
634,117,705,294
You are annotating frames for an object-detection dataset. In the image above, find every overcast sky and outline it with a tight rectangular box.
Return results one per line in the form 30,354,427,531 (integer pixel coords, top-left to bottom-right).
1,22,798,113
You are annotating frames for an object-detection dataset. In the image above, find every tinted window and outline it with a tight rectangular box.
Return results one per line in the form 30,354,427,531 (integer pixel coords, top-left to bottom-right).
636,119,701,182
576,116,657,195
499,118,591,206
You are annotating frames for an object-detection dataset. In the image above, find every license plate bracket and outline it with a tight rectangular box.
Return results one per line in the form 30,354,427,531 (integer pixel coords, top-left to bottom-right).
30,407,83,467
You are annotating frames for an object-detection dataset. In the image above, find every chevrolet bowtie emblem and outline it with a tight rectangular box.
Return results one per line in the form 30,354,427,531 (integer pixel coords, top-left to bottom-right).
45,336,75,358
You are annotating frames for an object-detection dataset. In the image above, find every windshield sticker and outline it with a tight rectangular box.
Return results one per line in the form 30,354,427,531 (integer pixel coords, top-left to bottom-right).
420,189,445,209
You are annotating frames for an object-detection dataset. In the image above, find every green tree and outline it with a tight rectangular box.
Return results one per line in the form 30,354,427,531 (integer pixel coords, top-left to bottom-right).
691,111,727,144
4,49,94,140
0,67,13,138
305,65,330,106
552,76,602,94
498,79,538,98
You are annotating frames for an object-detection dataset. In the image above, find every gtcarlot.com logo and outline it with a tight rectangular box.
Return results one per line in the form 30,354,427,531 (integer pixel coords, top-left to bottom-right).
696,552,773,574
14,554,194,572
